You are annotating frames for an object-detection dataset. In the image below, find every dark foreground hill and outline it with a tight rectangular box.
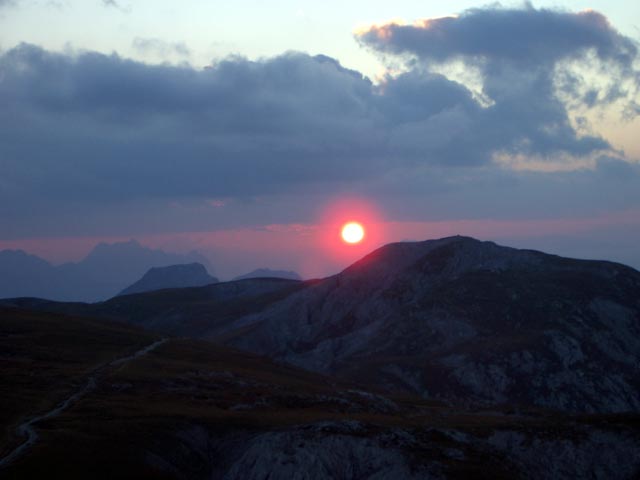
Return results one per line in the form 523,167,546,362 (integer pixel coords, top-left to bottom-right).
2,307,640,479
118,263,218,296
222,236,640,413
3,277,305,338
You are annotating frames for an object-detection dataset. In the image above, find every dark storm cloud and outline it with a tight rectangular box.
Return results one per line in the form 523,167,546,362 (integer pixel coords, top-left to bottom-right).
0,44,384,209
0,5,639,238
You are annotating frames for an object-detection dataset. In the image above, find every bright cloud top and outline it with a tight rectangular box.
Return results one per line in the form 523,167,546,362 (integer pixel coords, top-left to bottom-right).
357,5,639,161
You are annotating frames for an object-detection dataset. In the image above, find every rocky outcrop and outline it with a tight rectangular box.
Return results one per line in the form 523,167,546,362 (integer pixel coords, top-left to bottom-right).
223,425,434,480
147,419,640,480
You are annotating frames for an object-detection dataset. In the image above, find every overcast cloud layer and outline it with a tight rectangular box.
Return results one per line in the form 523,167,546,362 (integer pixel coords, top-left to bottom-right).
0,5,639,241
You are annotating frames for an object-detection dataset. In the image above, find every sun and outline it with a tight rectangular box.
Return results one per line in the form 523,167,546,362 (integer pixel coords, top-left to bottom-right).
341,222,365,244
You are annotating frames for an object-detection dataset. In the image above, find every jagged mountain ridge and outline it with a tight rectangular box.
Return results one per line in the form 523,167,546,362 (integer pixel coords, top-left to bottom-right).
118,263,218,296
222,236,640,413
0,240,212,302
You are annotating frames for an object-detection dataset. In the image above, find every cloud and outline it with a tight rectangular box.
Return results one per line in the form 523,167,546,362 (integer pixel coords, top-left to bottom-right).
101,0,129,12
132,38,191,59
0,0,18,8
357,8,637,66
0,44,382,205
357,5,639,161
0,6,639,240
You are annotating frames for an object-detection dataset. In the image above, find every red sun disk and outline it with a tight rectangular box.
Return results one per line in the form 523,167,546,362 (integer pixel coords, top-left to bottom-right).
316,196,384,264
341,222,365,244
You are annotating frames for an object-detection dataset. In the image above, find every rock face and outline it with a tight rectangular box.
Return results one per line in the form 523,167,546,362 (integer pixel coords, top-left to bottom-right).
118,263,218,296
224,236,640,413
233,268,302,281
148,419,640,480
221,425,432,480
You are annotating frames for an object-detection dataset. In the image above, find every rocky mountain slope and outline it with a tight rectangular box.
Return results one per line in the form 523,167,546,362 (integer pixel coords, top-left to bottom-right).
221,236,640,413
2,306,640,479
118,263,218,296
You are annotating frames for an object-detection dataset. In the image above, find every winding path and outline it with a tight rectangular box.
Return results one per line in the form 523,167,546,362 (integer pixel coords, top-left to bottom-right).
0,338,168,469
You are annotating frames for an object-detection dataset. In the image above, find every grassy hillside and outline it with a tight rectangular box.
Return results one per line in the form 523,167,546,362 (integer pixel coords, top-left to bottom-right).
0,307,159,456
1,277,307,338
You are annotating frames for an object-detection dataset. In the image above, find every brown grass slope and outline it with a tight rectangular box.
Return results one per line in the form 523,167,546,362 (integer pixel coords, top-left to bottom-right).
1,277,306,338
0,307,159,456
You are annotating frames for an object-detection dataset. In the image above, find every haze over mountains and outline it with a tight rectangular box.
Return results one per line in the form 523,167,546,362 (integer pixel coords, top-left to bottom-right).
2,236,640,478
0,239,304,302
6,236,640,415
0,240,212,302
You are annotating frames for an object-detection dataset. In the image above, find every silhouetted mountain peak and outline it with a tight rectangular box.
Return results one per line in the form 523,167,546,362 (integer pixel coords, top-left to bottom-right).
343,235,540,278
118,263,218,296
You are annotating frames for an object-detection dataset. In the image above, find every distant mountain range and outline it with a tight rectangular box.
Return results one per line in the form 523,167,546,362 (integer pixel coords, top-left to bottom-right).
118,263,218,296
233,268,301,281
0,240,212,302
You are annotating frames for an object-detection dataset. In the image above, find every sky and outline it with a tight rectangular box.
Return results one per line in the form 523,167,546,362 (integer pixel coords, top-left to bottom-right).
0,0,639,279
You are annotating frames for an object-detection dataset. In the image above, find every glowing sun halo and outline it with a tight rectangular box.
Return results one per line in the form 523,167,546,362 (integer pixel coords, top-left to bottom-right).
341,222,365,244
